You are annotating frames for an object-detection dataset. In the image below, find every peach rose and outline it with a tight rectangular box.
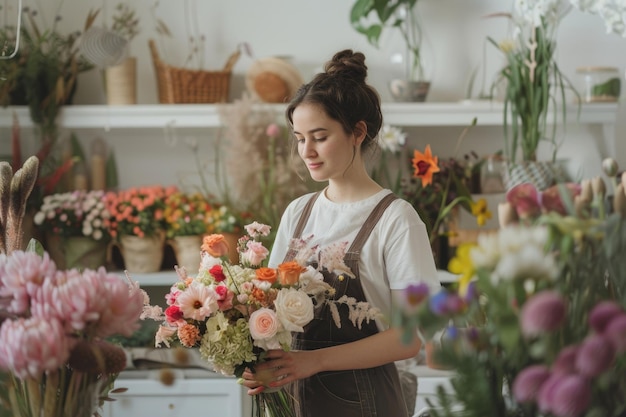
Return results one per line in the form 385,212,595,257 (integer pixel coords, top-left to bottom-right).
277,261,307,286
248,308,280,342
256,267,278,284
202,234,230,258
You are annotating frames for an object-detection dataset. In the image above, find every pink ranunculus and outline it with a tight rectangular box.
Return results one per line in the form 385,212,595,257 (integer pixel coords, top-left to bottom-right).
512,365,551,404
241,241,269,267
0,317,72,379
588,301,624,333
550,374,592,417
552,345,580,375
506,183,542,220
575,334,615,378
248,307,280,342
520,291,567,337
604,314,626,353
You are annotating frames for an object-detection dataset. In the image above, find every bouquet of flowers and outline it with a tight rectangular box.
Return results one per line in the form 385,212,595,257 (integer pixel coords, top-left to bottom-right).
0,248,147,417
395,159,626,417
103,185,178,239
142,221,381,417
33,190,111,241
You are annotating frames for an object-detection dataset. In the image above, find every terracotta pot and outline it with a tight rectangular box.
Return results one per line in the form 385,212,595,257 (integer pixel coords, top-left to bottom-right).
119,232,165,273
169,235,203,273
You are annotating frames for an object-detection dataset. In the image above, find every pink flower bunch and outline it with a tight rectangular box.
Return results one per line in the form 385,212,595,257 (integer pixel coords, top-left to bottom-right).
0,250,146,379
500,182,582,224
513,300,626,417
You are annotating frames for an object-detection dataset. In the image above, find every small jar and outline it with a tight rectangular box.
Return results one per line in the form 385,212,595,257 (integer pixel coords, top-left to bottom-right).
576,67,621,103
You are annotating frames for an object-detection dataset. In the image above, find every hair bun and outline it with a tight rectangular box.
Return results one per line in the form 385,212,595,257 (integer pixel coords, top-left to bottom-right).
324,49,367,84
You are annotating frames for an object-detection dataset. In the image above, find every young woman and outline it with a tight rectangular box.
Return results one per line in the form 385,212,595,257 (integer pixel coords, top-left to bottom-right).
241,49,441,417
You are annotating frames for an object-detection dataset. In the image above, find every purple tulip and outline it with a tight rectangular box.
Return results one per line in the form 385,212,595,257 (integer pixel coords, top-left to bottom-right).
575,334,615,378
520,291,567,337
513,365,551,404
605,314,626,354
588,301,624,333
552,345,580,375
550,374,592,417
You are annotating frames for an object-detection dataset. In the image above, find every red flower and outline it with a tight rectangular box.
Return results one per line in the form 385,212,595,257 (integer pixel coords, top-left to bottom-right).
209,264,226,282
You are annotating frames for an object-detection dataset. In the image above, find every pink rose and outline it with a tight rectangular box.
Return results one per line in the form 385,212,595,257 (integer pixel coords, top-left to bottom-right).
241,241,269,267
249,308,280,342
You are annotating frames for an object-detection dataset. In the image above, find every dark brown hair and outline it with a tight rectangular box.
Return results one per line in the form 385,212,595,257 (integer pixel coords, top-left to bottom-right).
285,49,383,153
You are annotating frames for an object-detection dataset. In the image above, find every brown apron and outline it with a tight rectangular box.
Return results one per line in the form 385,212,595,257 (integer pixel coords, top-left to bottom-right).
284,191,410,417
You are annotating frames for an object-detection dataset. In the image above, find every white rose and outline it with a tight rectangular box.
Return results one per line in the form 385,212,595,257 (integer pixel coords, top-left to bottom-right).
274,288,314,333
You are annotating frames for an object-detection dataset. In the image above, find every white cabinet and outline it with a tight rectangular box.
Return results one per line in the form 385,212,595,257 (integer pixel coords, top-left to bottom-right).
100,369,249,417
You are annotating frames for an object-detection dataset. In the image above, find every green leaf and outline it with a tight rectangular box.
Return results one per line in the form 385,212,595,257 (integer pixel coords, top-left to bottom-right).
70,132,86,163
106,151,119,190
26,238,45,255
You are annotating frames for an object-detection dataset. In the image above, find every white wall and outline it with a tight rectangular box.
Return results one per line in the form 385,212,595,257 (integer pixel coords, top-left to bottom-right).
4,0,626,188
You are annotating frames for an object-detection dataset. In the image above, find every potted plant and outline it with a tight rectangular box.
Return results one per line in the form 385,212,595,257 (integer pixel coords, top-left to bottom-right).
33,189,112,270
103,185,177,273
488,1,578,190
350,0,431,101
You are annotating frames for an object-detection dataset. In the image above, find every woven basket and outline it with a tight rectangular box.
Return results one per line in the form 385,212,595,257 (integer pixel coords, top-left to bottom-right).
149,39,240,104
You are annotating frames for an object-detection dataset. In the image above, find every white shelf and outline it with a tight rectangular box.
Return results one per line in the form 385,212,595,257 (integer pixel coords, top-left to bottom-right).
0,101,618,129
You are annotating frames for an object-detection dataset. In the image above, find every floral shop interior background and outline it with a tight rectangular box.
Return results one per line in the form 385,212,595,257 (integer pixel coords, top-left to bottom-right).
0,0,625,416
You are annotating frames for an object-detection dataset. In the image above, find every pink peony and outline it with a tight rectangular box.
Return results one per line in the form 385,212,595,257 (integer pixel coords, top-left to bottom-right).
0,251,57,315
520,291,567,337
552,345,580,375
588,301,624,334
0,317,72,379
575,334,615,378
550,374,592,417
512,365,551,403
605,314,626,353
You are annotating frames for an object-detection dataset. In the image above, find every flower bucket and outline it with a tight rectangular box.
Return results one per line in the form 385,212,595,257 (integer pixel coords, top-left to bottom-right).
169,235,203,273
45,235,110,271
65,237,109,270
119,232,165,273
500,160,570,191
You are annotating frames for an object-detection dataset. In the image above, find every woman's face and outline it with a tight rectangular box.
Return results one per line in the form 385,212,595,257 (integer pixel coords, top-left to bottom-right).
292,103,359,183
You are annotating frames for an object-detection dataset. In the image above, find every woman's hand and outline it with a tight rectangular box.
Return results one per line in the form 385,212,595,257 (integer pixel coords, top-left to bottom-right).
240,349,321,395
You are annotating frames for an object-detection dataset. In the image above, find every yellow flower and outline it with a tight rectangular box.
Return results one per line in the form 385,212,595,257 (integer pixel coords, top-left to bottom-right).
470,198,492,226
448,243,476,297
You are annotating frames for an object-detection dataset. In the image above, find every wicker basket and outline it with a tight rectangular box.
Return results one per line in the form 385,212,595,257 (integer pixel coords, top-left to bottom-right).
149,39,240,104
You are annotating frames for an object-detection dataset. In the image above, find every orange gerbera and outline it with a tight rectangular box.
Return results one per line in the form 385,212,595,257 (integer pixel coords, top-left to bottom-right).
412,145,440,187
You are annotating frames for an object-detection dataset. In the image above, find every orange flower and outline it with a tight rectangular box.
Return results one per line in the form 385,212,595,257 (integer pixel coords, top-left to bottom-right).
412,145,440,187
256,267,278,284
201,234,230,258
277,261,307,286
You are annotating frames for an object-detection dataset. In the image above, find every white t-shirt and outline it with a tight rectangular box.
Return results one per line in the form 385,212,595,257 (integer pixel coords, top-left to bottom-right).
268,189,441,331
